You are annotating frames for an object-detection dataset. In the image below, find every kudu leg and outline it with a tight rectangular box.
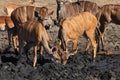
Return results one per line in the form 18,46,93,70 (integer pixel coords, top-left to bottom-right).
86,30,97,62
99,22,108,51
71,39,78,55
33,45,37,67
85,39,91,51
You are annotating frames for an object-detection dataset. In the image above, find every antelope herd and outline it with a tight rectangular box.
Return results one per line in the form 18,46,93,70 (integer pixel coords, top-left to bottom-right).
0,0,119,67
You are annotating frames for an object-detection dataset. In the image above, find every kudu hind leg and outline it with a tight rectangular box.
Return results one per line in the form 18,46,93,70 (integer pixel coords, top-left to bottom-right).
19,39,24,55
86,30,97,62
13,35,19,52
39,45,44,56
24,42,34,61
99,22,108,51
85,39,91,51
8,29,12,47
101,33,105,51
33,46,37,67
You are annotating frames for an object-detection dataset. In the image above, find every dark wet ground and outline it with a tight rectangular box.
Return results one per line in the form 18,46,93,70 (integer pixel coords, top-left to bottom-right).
0,23,120,80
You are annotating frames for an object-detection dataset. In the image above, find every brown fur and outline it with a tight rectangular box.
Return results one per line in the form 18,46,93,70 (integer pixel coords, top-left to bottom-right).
56,0,101,53
5,3,21,16
11,6,49,26
56,0,101,23
99,4,120,51
19,20,53,67
58,12,98,64
0,16,18,49
0,16,7,30
11,6,53,51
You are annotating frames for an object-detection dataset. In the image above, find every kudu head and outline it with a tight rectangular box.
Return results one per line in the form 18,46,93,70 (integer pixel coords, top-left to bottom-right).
51,39,70,65
35,7,54,30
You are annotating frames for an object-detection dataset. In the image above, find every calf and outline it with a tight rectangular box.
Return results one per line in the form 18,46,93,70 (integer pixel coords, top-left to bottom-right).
19,20,55,67
99,4,120,51
58,12,98,64
17,10,54,67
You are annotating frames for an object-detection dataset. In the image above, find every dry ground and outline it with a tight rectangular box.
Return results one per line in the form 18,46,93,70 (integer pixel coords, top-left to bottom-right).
0,0,120,80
